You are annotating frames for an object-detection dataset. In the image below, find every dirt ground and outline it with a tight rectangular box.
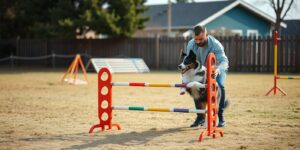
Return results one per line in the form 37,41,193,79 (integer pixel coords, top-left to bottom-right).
0,70,299,150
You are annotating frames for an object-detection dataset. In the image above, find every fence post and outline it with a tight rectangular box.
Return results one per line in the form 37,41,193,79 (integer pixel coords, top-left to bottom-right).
296,35,300,73
85,49,89,67
155,34,160,69
234,35,240,71
257,36,261,72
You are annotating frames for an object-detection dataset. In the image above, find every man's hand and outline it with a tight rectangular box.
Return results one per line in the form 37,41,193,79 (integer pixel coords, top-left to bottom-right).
212,68,220,78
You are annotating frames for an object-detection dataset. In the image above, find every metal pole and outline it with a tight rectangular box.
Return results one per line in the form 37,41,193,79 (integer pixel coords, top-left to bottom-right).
274,31,278,94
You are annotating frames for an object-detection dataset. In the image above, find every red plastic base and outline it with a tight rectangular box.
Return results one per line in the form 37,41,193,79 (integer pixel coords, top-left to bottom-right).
89,123,121,133
199,128,224,142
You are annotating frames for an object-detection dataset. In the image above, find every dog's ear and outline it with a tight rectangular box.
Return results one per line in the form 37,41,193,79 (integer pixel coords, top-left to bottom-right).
180,52,186,61
188,50,196,60
180,49,187,62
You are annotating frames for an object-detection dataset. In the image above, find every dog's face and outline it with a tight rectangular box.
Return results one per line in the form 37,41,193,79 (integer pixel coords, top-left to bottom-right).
178,51,200,74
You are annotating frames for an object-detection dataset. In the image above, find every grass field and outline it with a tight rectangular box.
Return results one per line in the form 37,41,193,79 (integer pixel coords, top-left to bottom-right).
0,70,299,150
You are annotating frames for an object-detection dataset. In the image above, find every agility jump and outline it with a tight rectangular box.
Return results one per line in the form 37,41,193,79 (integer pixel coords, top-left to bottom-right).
89,53,223,142
265,31,300,96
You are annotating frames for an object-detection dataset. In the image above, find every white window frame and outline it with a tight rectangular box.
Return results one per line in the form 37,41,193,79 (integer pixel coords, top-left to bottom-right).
247,29,259,37
231,29,243,36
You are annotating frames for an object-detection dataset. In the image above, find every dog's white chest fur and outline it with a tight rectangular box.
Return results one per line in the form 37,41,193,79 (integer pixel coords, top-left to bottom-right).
182,65,206,86
180,65,207,98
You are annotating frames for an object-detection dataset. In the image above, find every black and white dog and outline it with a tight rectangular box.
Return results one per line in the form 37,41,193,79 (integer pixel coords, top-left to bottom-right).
178,51,222,124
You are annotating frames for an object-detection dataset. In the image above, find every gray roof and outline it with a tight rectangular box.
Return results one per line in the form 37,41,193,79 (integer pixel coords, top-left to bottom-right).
144,1,235,29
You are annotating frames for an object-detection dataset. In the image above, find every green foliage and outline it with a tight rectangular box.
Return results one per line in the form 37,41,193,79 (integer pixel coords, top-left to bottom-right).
0,0,149,38
103,0,149,37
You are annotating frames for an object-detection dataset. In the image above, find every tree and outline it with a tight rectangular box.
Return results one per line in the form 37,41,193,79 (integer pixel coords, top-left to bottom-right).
269,0,294,32
103,0,149,37
0,0,149,38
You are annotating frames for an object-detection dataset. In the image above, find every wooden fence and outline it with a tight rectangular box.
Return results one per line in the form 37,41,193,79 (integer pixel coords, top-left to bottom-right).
0,35,299,72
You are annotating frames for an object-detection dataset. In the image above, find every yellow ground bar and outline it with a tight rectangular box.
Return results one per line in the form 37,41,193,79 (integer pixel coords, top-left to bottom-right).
147,108,170,112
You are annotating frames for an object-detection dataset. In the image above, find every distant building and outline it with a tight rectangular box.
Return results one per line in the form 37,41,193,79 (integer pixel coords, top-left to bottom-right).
135,0,286,37
281,20,300,36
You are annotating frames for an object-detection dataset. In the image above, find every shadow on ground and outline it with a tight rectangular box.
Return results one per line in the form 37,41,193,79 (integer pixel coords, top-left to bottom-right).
20,127,200,149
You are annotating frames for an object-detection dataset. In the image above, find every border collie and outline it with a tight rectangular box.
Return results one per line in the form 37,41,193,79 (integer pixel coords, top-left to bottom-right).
178,51,222,124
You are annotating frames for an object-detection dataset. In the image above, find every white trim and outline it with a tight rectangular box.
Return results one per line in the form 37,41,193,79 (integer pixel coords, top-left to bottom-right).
269,25,273,36
182,30,193,38
145,25,193,30
197,0,240,26
231,29,243,36
247,29,258,37
195,0,286,28
238,0,286,28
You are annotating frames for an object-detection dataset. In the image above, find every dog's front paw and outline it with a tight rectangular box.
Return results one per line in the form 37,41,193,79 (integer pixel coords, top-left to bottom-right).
180,91,186,95
179,88,186,95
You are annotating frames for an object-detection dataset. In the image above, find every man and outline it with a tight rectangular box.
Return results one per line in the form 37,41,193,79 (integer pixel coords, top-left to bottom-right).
185,25,229,128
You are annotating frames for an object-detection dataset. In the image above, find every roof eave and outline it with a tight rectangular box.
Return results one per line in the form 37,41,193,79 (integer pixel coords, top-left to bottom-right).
196,0,287,28
145,25,193,30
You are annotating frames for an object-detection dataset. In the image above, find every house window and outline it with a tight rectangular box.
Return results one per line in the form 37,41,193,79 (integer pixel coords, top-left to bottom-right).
231,29,243,36
247,29,258,37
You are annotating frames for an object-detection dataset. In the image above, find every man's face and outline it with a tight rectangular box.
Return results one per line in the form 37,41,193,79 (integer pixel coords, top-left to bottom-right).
194,32,208,47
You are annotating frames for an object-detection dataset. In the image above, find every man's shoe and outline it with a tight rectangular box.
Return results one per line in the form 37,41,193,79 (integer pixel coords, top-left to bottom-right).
190,119,205,127
217,121,226,127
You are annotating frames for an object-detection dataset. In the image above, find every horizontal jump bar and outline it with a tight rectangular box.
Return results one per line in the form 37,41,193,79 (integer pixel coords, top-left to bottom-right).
276,76,300,80
112,106,206,114
112,82,187,88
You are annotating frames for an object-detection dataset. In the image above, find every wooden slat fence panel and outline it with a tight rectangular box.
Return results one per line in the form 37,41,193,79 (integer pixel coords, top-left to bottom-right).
0,36,298,73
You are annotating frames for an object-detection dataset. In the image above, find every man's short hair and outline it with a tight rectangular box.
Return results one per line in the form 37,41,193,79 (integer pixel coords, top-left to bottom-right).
193,25,206,36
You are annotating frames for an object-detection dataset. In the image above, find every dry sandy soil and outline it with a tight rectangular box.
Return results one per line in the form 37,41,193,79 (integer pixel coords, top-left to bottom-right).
0,70,299,150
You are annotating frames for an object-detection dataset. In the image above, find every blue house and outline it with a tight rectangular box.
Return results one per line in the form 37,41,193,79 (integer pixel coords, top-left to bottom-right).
135,0,286,37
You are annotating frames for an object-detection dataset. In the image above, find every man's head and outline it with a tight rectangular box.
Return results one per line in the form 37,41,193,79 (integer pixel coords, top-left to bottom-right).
193,25,208,47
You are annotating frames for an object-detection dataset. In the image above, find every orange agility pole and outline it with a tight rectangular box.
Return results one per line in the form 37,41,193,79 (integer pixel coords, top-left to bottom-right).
199,53,223,141
265,31,300,96
61,54,88,85
89,53,223,143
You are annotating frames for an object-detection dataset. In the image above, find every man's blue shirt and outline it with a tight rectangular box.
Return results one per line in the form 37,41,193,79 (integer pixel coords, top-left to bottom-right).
185,35,229,73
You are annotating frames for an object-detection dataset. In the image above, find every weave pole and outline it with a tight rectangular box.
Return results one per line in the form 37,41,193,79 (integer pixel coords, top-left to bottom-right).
199,53,223,141
89,68,121,133
265,31,300,96
89,53,223,142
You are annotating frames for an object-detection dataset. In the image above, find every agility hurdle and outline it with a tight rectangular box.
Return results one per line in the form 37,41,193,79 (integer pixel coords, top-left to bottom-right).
265,31,300,96
89,53,223,142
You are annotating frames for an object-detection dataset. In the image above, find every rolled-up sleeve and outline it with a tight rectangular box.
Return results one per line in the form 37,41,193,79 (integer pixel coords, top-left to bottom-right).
212,39,229,72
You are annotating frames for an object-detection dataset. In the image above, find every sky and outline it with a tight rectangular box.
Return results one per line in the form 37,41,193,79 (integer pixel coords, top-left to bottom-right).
145,0,300,20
